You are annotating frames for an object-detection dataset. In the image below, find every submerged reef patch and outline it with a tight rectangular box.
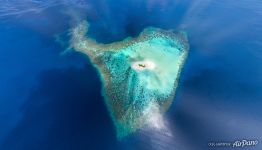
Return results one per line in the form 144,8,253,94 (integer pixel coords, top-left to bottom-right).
71,21,189,139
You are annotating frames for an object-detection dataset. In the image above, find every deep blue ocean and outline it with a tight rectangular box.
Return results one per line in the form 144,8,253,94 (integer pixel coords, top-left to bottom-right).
0,0,261,150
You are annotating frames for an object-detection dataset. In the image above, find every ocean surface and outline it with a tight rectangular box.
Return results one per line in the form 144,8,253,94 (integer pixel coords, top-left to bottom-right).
0,0,261,150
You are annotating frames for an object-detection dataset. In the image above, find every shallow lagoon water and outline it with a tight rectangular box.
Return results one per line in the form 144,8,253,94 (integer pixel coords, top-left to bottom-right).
0,0,261,150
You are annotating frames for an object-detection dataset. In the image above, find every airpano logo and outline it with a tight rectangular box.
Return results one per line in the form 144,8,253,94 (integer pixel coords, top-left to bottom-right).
208,139,259,148
233,139,259,148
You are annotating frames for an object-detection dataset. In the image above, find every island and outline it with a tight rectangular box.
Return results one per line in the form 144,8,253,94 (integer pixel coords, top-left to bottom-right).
70,21,189,139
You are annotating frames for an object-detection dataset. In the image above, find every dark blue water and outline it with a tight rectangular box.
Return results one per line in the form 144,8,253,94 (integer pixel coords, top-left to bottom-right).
0,0,261,150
